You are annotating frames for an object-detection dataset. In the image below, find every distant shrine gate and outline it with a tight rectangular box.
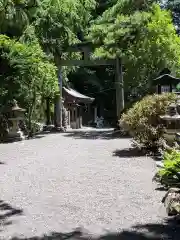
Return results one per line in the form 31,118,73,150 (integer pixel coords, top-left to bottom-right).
53,42,124,129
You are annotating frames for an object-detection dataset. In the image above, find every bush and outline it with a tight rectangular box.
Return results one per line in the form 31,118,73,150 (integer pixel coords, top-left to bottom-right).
120,93,177,150
155,150,180,188
155,150,180,216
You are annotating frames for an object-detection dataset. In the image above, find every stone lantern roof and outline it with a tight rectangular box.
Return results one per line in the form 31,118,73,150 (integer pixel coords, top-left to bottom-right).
3,100,25,116
11,99,25,112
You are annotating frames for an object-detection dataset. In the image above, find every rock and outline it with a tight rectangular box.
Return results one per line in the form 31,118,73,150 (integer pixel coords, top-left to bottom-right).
162,188,180,216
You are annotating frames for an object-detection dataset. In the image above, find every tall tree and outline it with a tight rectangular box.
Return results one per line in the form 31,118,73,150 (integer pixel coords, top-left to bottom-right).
33,0,96,83
0,34,58,128
88,2,180,99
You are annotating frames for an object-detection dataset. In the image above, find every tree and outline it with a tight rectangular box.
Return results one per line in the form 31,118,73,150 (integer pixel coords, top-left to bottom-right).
0,0,42,37
0,0,99,133
0,34,58,129
93,0,117,17
88,3,180,99
35,0,96,60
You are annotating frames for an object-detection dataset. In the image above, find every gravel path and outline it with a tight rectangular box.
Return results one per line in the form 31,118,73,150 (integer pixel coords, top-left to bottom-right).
0,128,176,239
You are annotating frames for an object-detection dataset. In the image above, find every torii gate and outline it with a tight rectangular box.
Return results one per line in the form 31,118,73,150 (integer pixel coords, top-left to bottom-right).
54,41,124,129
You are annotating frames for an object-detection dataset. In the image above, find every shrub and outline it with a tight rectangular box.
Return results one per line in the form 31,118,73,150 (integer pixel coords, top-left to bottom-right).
120,93,177,150
155,150,180,216
155,150,180,188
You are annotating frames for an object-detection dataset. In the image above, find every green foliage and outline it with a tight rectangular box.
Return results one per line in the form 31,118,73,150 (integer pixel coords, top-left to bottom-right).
120,93,177,150
35,0,96,54
0,0,42,37
2,0,180,134
93,0,117,17
156,150,180,187
88,3,180,95
0,34,58,128
34,0,96,83
0,0,98,134
155,148,180,216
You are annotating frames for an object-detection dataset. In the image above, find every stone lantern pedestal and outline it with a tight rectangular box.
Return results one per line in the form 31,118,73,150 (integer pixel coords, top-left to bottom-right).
6,100,26,141
160,103,180,146
8,117,25,141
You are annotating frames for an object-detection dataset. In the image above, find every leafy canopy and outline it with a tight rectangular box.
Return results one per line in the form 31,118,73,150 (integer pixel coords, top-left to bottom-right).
88,2,180,95
0,0,42,37
0,34,58,107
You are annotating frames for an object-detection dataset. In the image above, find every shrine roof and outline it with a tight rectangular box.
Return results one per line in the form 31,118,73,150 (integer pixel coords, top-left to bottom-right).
153,74,180,85
63,87,95,103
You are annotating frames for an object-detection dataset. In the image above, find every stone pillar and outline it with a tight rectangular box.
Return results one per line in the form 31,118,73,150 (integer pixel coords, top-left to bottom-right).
8,118,25,141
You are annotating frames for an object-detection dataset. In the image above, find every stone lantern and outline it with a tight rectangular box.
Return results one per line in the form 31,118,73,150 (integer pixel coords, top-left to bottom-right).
160,103,180,145
153,69,180,94
7,99,26,141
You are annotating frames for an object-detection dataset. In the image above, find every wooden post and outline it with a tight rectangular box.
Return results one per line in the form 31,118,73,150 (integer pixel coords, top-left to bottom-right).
75,106,78,128
115,57,124,120
158,85,161,94
54,94,61,128
54,55,63,130
71,107,76,129
58,67,63,128
170,84,172,92
79,107,82,128
68,110,70,127
54,69,63,130
94,106,97,122
70,107,74,128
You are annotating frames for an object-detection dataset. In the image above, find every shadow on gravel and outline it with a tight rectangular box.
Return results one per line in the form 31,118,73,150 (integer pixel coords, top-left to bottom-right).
62,130,130,140
8,218,180,240
113,148,146,158
0,135,45,145
27,135,45,140
155,186,168,192
0,200,23,231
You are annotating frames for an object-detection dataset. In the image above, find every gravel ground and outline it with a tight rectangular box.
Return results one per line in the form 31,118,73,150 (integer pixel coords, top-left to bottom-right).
0,128,177,239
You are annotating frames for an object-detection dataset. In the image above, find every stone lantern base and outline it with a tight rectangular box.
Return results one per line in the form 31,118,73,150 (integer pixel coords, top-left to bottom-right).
7,130,25,141
7,118,25,142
